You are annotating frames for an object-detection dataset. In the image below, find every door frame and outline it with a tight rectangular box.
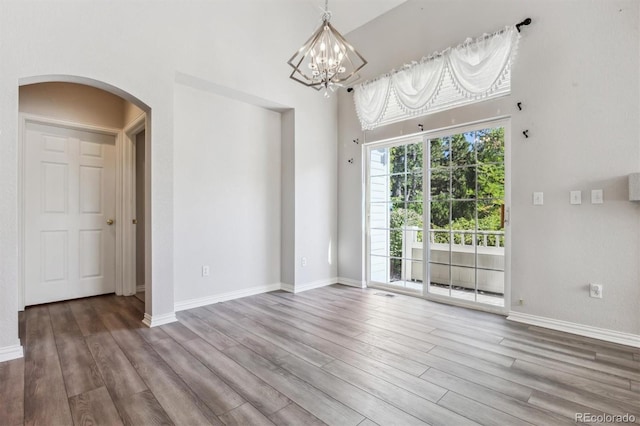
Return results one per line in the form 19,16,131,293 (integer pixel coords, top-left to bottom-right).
364,116,511,315
122,114,146,297
18,113,125,309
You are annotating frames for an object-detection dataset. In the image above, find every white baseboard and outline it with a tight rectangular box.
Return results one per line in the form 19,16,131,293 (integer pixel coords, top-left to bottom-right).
142,312,178,328
174,278,339,311
280,283,295,293
281,277,338,294
136,284,145,293
507,311,640,348
174,283,282,312
337,277,366,288
0,344,24,363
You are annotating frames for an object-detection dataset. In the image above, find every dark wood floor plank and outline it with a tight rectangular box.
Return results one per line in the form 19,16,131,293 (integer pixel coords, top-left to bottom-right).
68,298,108,336
151,337,246,415
222,344,365,425
107,298,171,345
322,360,476,426
48,302,83,337
85,332,147,400
68,386,124,426
115,390,174,426
268,403,328,426
219,402,276,426
100,312,222,425
23,306,74,426
10,286,639,426
0,358,24,425
422,368,576,426
54,333,104,397
181,338,291,416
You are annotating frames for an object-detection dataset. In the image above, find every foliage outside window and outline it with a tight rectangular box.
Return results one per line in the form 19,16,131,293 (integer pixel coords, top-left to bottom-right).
389,127,504,259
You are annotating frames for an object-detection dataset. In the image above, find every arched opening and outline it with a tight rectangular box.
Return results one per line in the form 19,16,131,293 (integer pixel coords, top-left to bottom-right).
17,76,152,321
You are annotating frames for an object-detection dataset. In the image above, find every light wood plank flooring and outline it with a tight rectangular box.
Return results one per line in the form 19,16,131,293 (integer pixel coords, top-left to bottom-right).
1,285,639,425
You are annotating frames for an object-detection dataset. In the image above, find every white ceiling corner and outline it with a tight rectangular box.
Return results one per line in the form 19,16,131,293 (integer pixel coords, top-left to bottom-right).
306,0,407,34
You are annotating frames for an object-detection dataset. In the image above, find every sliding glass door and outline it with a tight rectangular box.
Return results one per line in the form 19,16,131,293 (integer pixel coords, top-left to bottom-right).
368,138,424,292
366,122,507,309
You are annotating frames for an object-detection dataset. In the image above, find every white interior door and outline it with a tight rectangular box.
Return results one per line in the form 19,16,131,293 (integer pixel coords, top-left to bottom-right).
25,121,117,305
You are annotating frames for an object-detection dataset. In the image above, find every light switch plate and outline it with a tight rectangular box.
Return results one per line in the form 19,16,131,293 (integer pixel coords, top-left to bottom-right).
591,189,603,204
570,190,582,205
533,192,544,205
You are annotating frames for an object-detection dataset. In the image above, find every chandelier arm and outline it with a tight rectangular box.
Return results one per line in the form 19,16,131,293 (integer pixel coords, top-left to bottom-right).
325,21,367,66
287,0,367,96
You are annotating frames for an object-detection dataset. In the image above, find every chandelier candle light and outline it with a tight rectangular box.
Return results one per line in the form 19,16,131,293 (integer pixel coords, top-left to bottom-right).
288,0,367,97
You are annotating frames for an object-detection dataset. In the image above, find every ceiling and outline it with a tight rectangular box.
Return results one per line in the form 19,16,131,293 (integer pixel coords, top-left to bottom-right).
304,0,407,34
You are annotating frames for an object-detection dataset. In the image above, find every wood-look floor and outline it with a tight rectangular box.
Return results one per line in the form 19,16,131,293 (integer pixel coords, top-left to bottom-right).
1,285,639,426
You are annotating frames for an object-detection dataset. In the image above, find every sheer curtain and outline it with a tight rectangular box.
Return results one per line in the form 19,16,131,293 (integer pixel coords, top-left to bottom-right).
354,26,520,130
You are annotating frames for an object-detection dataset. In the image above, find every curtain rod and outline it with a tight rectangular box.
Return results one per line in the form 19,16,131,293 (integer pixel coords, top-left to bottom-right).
515,17,532,33
346,17,532,93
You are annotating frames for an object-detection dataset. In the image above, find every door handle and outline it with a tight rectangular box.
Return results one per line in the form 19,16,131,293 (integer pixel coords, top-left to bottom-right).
106,219,114,225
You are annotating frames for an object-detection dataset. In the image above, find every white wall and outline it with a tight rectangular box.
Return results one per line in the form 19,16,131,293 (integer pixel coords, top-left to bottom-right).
20,82,132,129
173,83,281,302
0,1,339,354
338,0,640,336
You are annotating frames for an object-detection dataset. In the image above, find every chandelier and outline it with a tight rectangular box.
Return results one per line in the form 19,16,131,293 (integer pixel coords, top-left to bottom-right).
287,0,367,97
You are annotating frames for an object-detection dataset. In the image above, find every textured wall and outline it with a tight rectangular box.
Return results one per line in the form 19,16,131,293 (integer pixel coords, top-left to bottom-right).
338,0,640,335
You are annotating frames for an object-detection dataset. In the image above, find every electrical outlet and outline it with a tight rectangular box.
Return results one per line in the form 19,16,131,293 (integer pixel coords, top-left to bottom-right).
202,265,210,277
301,257,307,267
570,190,581,205
533,192,544,205
589,283,603,298
591,189,604,204
518,298,524,306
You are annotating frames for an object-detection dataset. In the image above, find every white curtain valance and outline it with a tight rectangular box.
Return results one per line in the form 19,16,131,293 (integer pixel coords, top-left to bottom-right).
354,26,520,130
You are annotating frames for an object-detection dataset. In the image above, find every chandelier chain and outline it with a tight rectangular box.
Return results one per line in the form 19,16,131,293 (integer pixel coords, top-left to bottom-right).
322,0,332,22
287,0,367,96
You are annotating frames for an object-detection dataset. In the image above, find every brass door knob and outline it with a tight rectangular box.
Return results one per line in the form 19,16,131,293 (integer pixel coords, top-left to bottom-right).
107,219,114,225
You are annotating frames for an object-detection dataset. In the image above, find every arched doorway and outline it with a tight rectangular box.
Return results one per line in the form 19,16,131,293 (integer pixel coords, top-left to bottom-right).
17,76,152,320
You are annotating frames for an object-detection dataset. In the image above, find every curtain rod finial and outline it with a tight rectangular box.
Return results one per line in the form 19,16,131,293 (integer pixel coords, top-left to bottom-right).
516,18,532,32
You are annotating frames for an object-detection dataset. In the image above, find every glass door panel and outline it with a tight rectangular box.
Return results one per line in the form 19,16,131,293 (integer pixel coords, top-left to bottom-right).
367,124,505,309
426,127,505,307
367,140,424,292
